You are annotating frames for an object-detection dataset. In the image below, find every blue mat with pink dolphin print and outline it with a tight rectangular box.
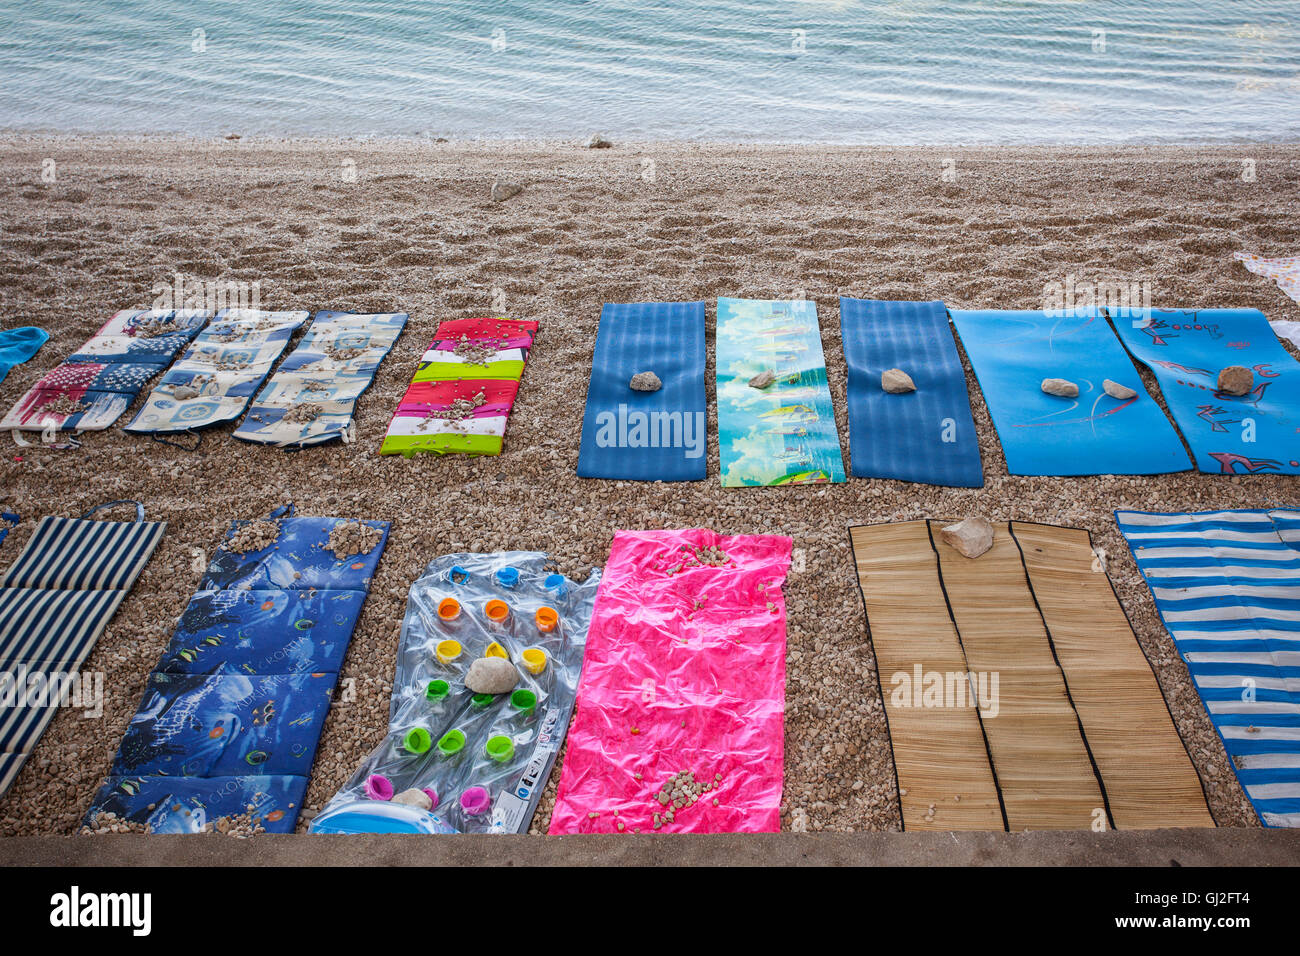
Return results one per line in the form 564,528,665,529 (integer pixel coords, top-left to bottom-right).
1110,308,1300,475
83,510,389,834
950,308,1191,476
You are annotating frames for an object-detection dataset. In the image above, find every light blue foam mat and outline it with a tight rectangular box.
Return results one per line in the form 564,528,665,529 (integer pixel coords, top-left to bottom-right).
577,301,707,481
840,298,982,487
1117,508,1300,828
949,308,1191,476
1111,307,1300,475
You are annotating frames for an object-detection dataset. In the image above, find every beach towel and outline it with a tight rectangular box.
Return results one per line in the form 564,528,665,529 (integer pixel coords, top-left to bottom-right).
549,530,790,834
577,302,707,481
1117,509,1300,828
1236,251,1300,305
0,327,48,385
849,519,1213,831
1111,307,1300,474
311,552,600,835
950,308,1190,475
380,317,537,457
716,298,845,486
83,511,389,833
839,298,982,487
234,311,407,448
1,310,209,433
1273,320,1300,353
123,309,309,435
0,502,165,798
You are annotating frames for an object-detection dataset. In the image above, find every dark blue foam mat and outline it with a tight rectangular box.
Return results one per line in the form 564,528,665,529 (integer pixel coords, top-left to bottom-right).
83,514,388,833
1111,308,1300,475
950,308,1191,476
577,301,707,481
840,298,983,487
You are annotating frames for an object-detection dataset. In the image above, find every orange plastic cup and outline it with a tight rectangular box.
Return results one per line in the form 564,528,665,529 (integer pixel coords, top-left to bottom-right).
535,607,559,632
437,597,461,621
485,599,510,624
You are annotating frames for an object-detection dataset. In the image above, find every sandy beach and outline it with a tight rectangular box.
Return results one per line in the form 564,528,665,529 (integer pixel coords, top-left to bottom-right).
1,136,1298,836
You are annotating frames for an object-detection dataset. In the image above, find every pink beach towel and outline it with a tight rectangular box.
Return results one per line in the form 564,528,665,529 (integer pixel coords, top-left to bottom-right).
549,529,791,834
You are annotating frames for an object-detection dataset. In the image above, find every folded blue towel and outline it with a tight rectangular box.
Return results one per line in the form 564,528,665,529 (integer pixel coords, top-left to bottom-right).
0,327,48,384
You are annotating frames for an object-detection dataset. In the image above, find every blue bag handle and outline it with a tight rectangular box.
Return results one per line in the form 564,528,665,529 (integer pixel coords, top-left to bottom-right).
82,499,146,522
268,502,295,520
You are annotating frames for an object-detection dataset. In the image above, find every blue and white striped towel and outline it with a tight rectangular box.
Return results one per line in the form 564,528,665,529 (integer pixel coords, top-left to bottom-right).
1116,508,1300,827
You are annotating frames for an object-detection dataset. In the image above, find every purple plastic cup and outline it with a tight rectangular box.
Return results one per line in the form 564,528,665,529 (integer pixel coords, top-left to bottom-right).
423,788,440,810
366,774,394,801
460,786,491,816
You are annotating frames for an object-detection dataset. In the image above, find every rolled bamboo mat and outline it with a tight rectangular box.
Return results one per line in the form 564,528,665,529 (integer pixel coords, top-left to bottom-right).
1010,522,1214,829
850,522,1004,831
931,521,1106,831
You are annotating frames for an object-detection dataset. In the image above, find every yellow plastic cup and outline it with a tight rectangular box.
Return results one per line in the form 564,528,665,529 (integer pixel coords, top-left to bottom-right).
485,641,508,660
521,647,547,675
435,639,462,666
485,599,510,624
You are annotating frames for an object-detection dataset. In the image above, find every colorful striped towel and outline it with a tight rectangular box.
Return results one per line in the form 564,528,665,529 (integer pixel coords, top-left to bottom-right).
380,317,538,457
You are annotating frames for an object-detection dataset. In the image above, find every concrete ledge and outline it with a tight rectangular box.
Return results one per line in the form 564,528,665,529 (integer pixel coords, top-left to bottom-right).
2,828,1297,867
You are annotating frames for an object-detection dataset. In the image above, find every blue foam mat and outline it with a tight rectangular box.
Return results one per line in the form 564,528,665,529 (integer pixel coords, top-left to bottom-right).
950,308,1191,476
577,301,707,481
840,298,982,486
1111,308,1300,475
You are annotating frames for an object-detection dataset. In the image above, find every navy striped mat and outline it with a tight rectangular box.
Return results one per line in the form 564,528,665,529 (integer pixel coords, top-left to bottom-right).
0,512,165,798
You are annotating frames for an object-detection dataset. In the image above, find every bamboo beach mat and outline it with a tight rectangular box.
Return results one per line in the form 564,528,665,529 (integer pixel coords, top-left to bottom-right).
1010,522,1214,829
930,522,1106,831
849,522,1004,831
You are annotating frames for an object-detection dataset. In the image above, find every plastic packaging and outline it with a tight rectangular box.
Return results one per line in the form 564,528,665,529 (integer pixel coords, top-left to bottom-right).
310,551,600,835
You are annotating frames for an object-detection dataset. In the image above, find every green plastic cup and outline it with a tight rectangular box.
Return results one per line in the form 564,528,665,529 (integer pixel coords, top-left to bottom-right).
437,729,466,757
426,679,450,701
510,689,536,714
485,735,516,763
403,727,432,754
471,692,495,708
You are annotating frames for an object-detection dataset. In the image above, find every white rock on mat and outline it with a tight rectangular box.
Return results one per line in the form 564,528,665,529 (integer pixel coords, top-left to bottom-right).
465,656,519,694
630,371,662,391
1041,377,1079,398
940,516,994,559
490,181,523,202
881,368,916,393
1217,365,1253,396
585,132,613,149
749,369,776,390
392,788,433,810
1103,379,1137,400
173,385,199,400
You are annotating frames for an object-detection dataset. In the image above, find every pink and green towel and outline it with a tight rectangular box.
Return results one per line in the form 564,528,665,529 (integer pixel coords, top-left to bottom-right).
379,317,538,457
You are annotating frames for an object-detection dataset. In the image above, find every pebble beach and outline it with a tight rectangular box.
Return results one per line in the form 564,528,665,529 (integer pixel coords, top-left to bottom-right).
1,136,1298,835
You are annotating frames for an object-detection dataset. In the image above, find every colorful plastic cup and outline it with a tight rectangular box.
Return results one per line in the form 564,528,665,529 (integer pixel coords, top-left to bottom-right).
544,573,567,596
403,727,432,754
436,639,462,665
449,566,469,585
437,729,466,757
534,607,558,632
521,647,547,675
423,788,439,810
365,774,393,800
426,679,450,701
495,567,519,589
511,689,536,714
437,597,461,621
471,692,495,708
485,600,509,624
485,641,508,660
485,735,516,762
461,786,491,816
